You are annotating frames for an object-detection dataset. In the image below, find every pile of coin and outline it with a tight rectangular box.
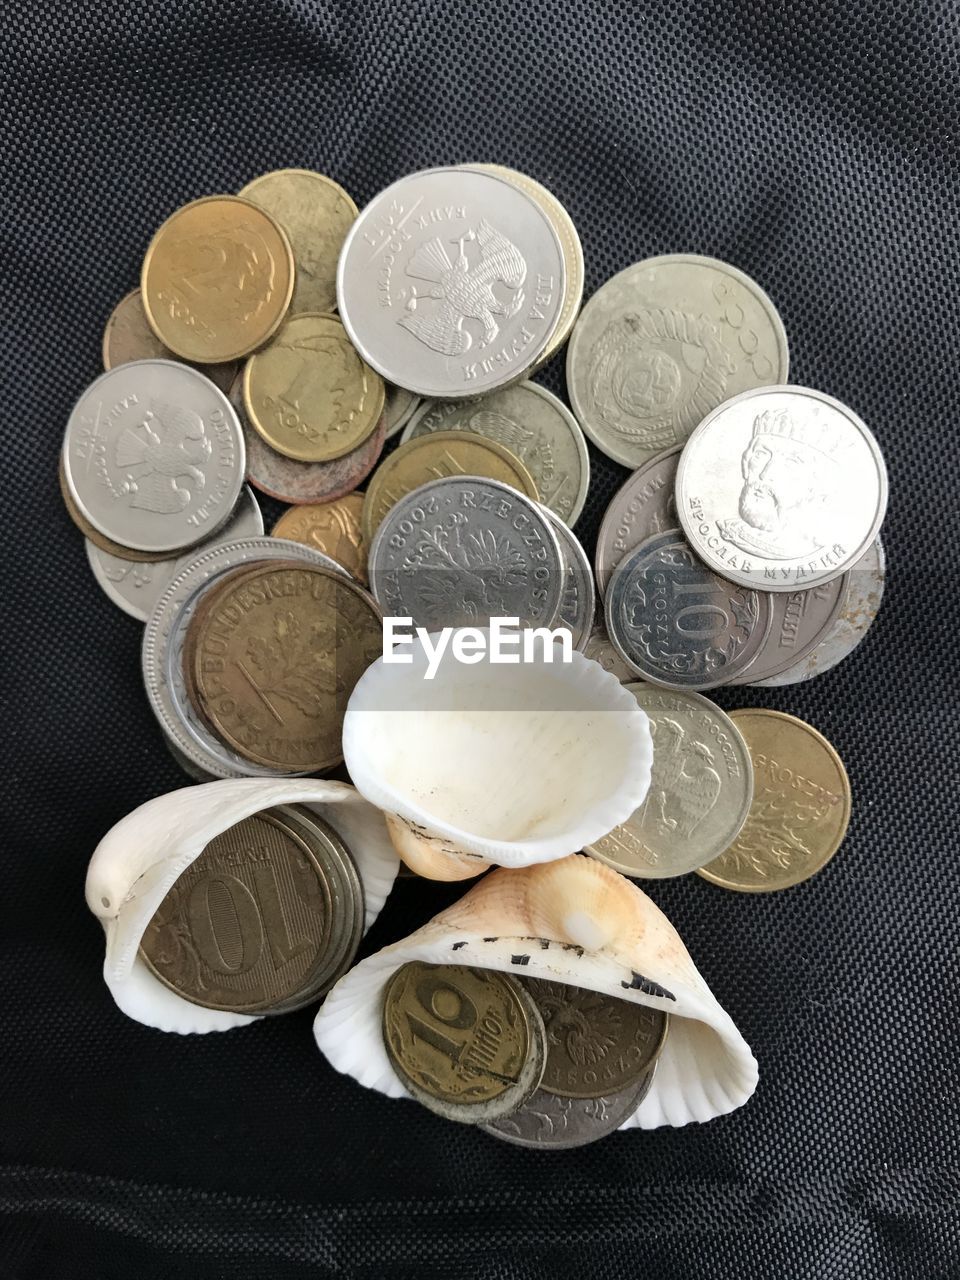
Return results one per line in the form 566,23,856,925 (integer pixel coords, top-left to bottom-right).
382,962,668,1149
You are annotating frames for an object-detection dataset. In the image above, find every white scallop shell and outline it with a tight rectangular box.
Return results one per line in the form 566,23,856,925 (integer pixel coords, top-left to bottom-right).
343,635,653,877
85,778,400,1034
314,855,757,1129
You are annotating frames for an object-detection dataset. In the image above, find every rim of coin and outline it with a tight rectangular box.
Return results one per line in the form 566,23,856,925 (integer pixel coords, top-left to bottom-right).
59,455,171,563
141,195,296,362
382,384,421,440
729,571,848,685
696,709,852,892
543,507,594,651
594,445,681,597
101,287,239,394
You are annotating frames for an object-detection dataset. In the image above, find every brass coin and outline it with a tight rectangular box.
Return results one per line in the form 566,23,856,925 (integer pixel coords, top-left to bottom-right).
190,562,382,772
141,195,295,363
238,169,358,316
102,288,238,393
382,962,547,1124
697,709,852,892
58,454,169,563
139,807,335,1013
523,977,669,1099
361,430,539,544
243,312,384,463
272,494,368,584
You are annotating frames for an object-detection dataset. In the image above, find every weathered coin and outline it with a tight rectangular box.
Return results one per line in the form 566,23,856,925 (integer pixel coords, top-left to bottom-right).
190,562,382,772
361,430,539,544
605,529,773,689
62,360,246,554
382,962,547,1124
481,1061,657,1149
102,288,239,394
243,312,384,462
729,573,847,685
86,484,263,622
581,612,636,683
368,476,563,631
272,494,368,584
141,195,295,362
676,386,888,592
595,446,680,597
522,977,668,1099
401,382,590,526
469,164,584,368
238,169,357,316
753,537,886,686
566,254,789,468
383,383,421,439
587,685,753,877
59,455,168,563
544,508,594,651
337,166,566,398
697,710,852,892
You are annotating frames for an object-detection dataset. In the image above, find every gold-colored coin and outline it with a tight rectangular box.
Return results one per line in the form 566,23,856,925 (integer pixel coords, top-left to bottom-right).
141,195,295,363
101,288,238,393
58,455,168,563
382,962,547,1124
189,561,382,772
238,169,358,315
272,494,368,584
361,431,539,544
697,709,852,892
243,312,384,463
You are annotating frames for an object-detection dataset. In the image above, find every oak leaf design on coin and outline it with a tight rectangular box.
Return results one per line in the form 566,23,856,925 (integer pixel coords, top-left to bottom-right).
115,399,212,513
244,610,343,715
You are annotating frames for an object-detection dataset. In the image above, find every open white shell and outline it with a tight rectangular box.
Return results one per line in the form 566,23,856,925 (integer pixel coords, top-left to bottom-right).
85,778,400,1034
314,855,757,1129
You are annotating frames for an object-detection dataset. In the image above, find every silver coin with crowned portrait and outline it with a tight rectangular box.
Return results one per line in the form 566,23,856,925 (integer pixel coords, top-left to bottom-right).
337,167,566,398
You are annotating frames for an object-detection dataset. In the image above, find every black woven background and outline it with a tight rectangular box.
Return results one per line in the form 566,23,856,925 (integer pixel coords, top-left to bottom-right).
3,1,959,1276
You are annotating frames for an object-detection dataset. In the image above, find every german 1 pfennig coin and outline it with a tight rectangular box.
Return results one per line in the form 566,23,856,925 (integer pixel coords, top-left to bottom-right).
566,255,789,468
337,167,566,398
587,685,753,878
382,962,547,1125
272,493,368,584
676,386,888,593
62,360,245,554
605,529,773,689
544,508,594,651
383,383,421,439
102,288,239,394
730,573,846,684
238,169,358,316
141,195,295,362
697,709,852,892
595,446,680,597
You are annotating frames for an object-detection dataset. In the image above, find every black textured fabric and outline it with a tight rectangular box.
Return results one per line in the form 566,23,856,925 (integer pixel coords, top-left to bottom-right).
2,2,958,1277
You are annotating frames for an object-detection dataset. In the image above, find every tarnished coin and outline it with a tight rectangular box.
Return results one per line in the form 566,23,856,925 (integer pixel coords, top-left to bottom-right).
368,476,563,630
595,446,680,597
730,574,846,685
587,685,753,878
676,386,888,592
62,360,246,554
697,710,852,892
59,455,168,563
383,383,421,439
401,382,590,526
86,484,263,622
190,562,382,772
753,537,886,686
566,255,789,468
361,430,539,544
102,289,239,393
141,195,295,362
382,962,547,1124
582,612,636,683
337,166,566,398
523,977,668,1099
243,312,384,462
271,494,368,584
544,508,594,651
238,169,357,315
605,529,773,689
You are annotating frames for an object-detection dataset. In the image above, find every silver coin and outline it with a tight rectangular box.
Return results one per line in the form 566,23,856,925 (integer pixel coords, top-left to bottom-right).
142,537,348,780
543,508,594,652
753,536,886,686
605,529,773,689
676,386,888,593
594,446,680,598
62,359,245,554
566,255,789,468
368,476,564,631
587,685,753,878
383,383,421,439
337,167,566,398
582,612,636,683
85,484,263,622
729,572,847,685
482,1061,656,1150
401,382,590,526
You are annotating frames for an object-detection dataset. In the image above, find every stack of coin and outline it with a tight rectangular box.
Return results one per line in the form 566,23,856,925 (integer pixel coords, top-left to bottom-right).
382,963,668,1147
